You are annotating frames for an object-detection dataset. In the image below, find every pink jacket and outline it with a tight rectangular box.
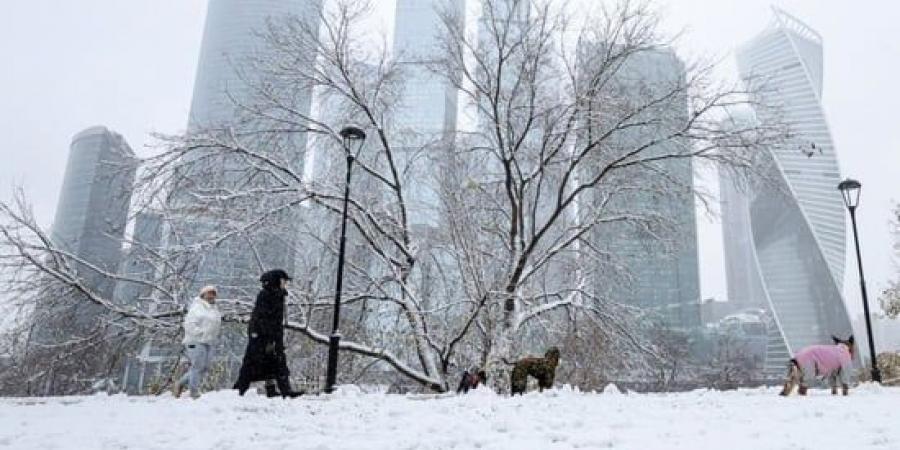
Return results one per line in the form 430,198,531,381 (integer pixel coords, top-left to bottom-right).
794,344,852,381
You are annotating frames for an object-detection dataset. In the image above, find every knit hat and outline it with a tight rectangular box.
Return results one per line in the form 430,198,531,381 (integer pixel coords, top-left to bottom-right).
199,285,217,297
259,269,292,284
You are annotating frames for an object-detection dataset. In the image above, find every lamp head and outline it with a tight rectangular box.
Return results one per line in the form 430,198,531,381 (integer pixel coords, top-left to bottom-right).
340,126,366,142
837,178,861,210
339,126,367,158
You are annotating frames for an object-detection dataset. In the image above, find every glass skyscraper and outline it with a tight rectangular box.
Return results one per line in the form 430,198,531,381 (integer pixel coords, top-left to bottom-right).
188,0,322,129
51,126,137,305
29,126,136,394
582,46,702,330
176,0,323,296
391,0,464,227
724,7,855,376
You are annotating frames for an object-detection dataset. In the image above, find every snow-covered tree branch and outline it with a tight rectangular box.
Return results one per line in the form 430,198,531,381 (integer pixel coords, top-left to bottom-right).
0,0,787,395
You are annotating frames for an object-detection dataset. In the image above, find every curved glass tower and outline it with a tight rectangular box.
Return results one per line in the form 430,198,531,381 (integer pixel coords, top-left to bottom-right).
726,7,854,376
188,0,322,129
175,0,323,296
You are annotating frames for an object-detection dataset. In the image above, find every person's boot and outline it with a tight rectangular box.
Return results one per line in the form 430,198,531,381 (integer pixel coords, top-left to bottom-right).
276,376,304,399
798,385,808,396
265,381,279,398
234,378,250,396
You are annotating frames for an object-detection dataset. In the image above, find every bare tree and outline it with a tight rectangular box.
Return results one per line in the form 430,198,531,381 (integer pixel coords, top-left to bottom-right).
0,0,785,394
701,332,762,389
881,204,900,318
432,0,783,385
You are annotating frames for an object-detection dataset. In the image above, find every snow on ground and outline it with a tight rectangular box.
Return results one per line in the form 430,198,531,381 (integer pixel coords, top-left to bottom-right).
1,384,898,449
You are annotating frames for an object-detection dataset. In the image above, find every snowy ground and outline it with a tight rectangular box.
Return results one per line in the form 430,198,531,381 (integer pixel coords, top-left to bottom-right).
1,384,898,449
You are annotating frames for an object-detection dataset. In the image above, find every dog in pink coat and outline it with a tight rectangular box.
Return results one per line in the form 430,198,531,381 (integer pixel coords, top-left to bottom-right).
780,336,855,396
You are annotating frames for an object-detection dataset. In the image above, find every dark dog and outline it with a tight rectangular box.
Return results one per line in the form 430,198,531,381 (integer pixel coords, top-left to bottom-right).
456,369,488,394
508,347,560,395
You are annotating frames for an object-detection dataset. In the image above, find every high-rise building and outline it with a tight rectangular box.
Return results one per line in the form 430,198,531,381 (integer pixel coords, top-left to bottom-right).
582,46,701,330
391,0,464,227
188,0,322,129
50,126,137,306
476,0,529,135
723,7,855,376
177,0,323,297
29,126,136,394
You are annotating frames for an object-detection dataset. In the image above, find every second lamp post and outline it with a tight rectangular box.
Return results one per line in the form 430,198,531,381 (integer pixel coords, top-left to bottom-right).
324,125,367,394
838,178,881,383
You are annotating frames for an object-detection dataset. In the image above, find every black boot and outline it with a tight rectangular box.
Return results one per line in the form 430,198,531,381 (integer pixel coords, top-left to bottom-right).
234,378,250,396
265,381,279,398
276,376,304,399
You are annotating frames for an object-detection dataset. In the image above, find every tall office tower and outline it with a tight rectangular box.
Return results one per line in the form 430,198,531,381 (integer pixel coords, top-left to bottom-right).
477,0,529,48
391,0,464,227
474,0,561,227
188,0,322,129
177,0,323,297
50,126,137,307
726,7,854,376
476,0,529,134
30,126,136,394
581,46,701,330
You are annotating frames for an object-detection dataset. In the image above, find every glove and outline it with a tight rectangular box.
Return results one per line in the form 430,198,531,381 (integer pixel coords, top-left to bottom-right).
265,341,276,354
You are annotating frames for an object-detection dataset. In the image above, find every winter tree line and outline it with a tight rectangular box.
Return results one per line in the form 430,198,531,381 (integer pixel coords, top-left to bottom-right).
0,0,840,396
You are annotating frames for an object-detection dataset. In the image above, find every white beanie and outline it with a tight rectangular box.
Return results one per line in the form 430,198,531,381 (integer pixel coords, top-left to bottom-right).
199,285,217,297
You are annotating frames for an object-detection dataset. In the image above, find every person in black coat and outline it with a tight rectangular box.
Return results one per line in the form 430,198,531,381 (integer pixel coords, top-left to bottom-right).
233,269,302,398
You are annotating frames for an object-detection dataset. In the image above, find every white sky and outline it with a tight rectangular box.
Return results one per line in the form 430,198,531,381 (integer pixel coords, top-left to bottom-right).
1,0,897,319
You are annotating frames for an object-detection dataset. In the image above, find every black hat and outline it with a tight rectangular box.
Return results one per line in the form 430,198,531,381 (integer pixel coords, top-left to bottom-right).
260,269,292,284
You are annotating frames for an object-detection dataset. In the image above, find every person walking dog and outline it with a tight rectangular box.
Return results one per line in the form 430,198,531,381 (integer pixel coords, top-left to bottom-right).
174,285,222,399
233,269,303,398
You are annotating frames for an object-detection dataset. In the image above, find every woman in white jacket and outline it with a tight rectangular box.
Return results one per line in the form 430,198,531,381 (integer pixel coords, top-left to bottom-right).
174,285,222,398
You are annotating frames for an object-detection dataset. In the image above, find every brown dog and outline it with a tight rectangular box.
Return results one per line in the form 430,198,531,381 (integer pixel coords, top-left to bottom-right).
508,347,560,395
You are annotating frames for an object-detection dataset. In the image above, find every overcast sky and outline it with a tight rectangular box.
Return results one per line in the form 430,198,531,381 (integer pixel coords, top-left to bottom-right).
1,0,897,319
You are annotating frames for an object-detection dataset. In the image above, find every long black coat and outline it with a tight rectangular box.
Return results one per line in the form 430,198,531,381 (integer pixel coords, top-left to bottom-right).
236,284,290,382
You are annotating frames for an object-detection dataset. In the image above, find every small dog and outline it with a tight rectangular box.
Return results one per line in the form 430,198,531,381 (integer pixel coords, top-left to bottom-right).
780,335,855,396
456,369,487,394
507,347,560,395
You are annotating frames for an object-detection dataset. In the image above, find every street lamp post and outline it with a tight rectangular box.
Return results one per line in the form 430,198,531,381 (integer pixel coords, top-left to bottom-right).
324,126,367,394
837,178,881,383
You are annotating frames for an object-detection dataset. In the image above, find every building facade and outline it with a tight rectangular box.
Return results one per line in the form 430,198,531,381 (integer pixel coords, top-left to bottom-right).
50,126,137,307
29,126,136,394
177,0,323,297
723,7,855,376
188,0,322,129
391,0,464,227
583,46,702,330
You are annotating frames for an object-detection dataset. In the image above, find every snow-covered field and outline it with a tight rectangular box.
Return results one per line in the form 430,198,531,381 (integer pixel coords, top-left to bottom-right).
1,384,898,449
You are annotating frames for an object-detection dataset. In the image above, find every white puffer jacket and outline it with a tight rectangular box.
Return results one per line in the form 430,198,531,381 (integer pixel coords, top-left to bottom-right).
182,297,222,345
